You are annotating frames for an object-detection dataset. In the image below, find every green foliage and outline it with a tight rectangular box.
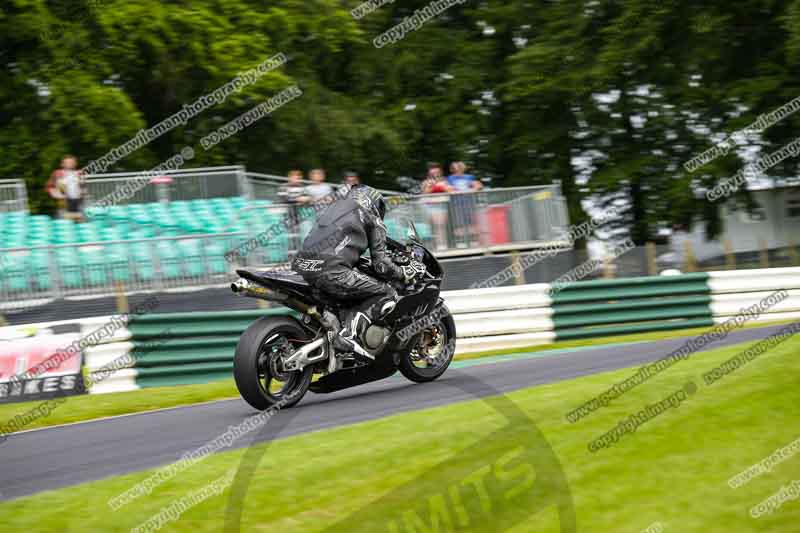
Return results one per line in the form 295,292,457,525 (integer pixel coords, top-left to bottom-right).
2,1,799,238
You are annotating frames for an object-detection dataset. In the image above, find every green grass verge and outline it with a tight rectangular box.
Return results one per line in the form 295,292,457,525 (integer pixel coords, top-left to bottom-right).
0,317,794,434
455,316,799,360
1,333,798,532
0,379,240,434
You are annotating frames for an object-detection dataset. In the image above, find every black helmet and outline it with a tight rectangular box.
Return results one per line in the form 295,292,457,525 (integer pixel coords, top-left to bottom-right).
348,184,387,219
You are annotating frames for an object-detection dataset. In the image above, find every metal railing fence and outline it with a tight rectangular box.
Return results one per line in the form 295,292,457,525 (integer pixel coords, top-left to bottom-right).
0,179,29,213
0,232,248,311
0,183,570,311
84,166,249,206
231,184,570,258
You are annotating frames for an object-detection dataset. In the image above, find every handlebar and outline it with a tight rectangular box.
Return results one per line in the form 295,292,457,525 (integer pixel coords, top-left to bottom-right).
356,252,431,291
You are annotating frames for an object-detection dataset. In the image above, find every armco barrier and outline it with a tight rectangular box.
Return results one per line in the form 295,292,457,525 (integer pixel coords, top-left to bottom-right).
550,273,713,340
13,267,797,394
447,284,556,353
708,267,800,323
126,309,294,388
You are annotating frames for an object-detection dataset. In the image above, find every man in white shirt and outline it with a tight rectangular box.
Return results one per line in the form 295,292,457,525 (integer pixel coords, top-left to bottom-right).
60,155,84,221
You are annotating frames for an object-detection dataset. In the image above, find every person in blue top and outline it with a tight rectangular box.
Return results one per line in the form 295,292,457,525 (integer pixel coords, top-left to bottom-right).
447,161,483,247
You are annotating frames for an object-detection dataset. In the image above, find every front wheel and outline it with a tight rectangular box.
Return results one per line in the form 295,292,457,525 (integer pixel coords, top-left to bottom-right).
233,316,313,411
398,305,456,383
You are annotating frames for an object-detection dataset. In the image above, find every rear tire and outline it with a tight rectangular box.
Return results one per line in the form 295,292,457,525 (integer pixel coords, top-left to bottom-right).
234,316,313,411
398,305,456,383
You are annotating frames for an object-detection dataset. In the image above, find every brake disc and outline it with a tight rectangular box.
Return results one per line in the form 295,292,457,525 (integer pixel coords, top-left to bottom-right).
268,339,294,381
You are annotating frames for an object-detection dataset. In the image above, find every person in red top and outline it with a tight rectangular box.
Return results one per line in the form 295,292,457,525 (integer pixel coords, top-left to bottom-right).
46,155,85,221
421,162,451,250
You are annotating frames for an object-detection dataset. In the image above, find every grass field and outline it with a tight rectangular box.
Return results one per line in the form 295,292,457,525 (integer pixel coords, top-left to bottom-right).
1,331,797,532
0,318,794,435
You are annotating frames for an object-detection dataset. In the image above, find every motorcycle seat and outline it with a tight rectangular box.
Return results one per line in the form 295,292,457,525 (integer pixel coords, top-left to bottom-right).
237,268,310,289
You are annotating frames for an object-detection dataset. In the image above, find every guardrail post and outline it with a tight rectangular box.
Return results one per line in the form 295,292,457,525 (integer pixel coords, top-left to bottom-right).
759,238,770,268
724,239,736,270
683,241,696,272
645,242,657,275
115,282,129,314
603,255,615,278
510,251,526,285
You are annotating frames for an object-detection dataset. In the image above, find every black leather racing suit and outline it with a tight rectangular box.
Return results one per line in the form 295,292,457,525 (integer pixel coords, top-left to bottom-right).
291,193,404,325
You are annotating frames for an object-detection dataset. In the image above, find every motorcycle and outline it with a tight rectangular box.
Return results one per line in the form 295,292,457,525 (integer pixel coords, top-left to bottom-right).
230,220,456,410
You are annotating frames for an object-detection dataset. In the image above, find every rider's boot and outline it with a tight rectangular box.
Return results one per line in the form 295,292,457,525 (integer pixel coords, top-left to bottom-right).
334,295,397,363
319,309,342,352
321,307,372,362
335,311,374,363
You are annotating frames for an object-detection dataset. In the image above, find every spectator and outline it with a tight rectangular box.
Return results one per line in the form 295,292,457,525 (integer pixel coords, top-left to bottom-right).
421,163,451,251
46,155,84,221
343,170,360,188
297,168,334,236
305,168,334,204
278,170,311,233
447,161,482,247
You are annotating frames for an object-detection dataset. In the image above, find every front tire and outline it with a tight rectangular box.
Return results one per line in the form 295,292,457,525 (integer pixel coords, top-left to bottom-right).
398,305,456,383
234,316,313,411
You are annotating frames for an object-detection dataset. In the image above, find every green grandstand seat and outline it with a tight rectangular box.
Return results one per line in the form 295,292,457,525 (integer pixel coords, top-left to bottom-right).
176,239,205,276
29,215,51,226
105,243,131,282
55,248,82,288
204,243,229,274
416,222,432,240
77,222,102,243
253,231,289,263
130,212,152,225
1,251,30,291
52,232,78,244
154,216,181,234
129,242,155,281
156,241,181,279
30,249,52,290
130,228,156,239
79,246,109,285
114,222,132,235
99,227,125,242
0,195,353,291
3,234,27,248
147,203,170,214
178,218,205,234
109,206,128,222
53,220,75,232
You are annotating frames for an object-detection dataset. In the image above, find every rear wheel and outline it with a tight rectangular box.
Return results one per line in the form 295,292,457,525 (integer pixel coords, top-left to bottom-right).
398,305,456,383
233,316,313,410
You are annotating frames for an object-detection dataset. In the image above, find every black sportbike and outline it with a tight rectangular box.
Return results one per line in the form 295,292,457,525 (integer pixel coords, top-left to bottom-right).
230,221,456,410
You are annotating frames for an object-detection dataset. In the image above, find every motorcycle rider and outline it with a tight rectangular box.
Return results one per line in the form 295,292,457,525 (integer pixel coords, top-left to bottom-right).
292,184,424,362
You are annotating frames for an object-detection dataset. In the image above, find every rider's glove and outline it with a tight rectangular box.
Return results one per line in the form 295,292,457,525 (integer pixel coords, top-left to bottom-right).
401,260,426,282
401,265,417,283
410,260,426,276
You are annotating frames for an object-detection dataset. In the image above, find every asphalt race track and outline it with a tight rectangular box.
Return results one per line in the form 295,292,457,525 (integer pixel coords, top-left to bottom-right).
0,323,788,501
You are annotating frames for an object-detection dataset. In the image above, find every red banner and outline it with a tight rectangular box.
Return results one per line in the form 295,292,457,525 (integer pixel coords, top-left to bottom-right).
0,334,86,402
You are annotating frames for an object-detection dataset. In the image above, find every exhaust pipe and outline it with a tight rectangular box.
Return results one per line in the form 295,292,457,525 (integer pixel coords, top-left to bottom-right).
231,279,251,294
231,278,315,316
231,278,286,302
